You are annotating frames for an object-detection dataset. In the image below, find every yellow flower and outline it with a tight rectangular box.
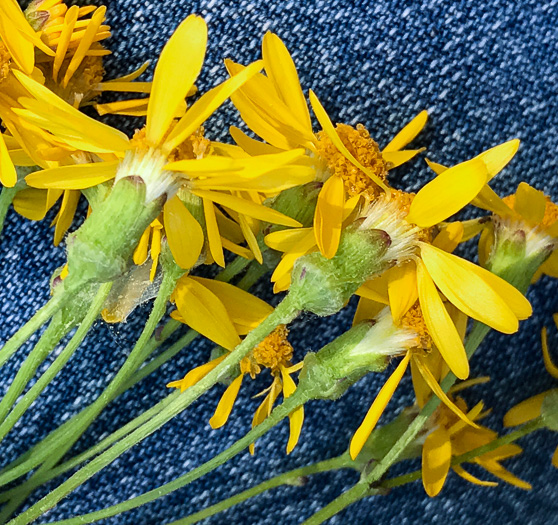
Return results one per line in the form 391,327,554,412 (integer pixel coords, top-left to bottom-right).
227,32,428,259
468,182,558,280
504,314,558,468
168,324,304,454
422,392,530,497
349,301,486,460
14,16,308,269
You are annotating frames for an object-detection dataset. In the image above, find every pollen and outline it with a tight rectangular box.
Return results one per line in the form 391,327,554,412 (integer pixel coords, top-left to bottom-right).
41,55,105,106
389,189,433,243
316,123,388,198
252,325,293,372
401,302,432,351
131,126,212,162
0,42,11,83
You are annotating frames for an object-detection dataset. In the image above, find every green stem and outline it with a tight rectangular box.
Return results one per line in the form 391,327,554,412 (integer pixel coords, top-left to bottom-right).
0,255,252,489
0,315,73,428
301,482,371,525
8,295,300,525
119,329,197,394
49,389,309,525
237,261,268,290
0,273,179,521
170,456,350,525
0,283,113,444
0,395,179,505
0,185,19,234
0,293,65,369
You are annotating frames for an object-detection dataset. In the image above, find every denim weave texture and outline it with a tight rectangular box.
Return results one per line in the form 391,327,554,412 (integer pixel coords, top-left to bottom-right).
2,0,558,523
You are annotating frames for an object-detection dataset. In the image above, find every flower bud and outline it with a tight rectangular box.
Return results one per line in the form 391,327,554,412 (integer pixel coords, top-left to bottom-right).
65,177,162,288
486,216,556,293
288,226,392,316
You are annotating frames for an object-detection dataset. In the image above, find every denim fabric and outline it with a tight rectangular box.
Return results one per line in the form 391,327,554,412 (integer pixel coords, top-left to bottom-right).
3,0,558,523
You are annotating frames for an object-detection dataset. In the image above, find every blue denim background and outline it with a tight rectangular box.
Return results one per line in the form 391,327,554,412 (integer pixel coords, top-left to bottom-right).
3,0,558,523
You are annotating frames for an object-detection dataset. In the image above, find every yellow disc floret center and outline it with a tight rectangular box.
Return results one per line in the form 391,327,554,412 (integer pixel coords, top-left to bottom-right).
252,325,293,372
316,123,388,198
401,302,432,351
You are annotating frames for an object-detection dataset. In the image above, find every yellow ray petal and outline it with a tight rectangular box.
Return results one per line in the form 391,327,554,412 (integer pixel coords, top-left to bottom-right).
503,391,551,427
166,148,304,176
422,425,452,497
420,243,531,332
478,139,520,181
383,111,428,153
460,219,486,242
230,126,283,156
190,276,273,333
309,90,390,193
163,196,204,270
432,222,464,253
416,259,469,379
425,158,447,175
513,182,547,225
382,149,424,170
149,226,162,281
173,276,241,350
472,184,515,217
228,90,293,150
280,366,304,454
313,175,345,259
542,327,558,379
0,4,35,74
146,15,207,146
414,356,479,428
387,262,418,323
164,60,263,154
452,465,498,487
349,352,411,460
411,356,431,408
108,61,151,83
270,230,317,284
53,6,78,82
25,161,118,190
0,133,17,187
14,71,130,153
265,228,313,252
167,355,227,391
477,459,531,490
53,190,80,245
62,6,107,87
220,237,254,260
353,297,385,325
203,199,224,268
238,213,263,264
209,374,244,429
225,60,313,146
250,377,282,454
262,32,312,134
406,158,488,227
356,272,390,304
192,189,301,227
133,226,151,265
12,188,50,220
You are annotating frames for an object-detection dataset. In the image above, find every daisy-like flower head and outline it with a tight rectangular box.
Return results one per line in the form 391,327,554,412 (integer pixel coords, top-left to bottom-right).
168,321,304,454
422,388,531,497
226,31,429,259
349,300,488,460
13,16,310,271
467,182,558,281
504,314,558,468
24,0,111,105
